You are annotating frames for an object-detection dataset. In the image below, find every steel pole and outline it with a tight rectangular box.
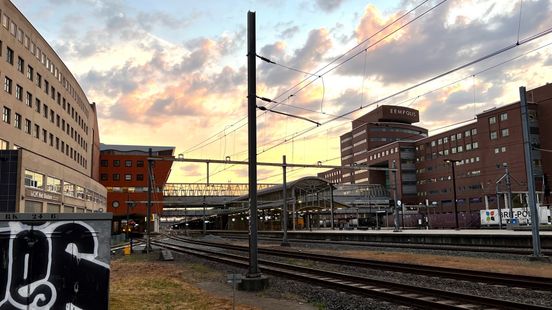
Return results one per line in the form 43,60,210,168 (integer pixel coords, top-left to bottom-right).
247,11,261,277
451,161,459,229
519,86,542,257
505,164,514,223
392,160,400,232
145,148,153,253
281,155,290,246
329,185,334,230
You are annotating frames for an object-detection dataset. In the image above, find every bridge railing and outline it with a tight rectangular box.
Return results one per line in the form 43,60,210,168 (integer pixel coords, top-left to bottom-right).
163,183,278,197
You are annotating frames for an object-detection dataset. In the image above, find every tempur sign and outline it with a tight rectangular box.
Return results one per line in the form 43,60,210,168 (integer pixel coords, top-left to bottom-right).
389,108,417,118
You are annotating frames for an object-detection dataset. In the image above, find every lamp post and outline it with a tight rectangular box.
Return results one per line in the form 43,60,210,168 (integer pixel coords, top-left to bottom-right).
444,159,460,230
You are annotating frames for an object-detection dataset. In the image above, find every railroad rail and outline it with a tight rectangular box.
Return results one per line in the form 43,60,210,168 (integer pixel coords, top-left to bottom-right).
194,231,552,256
153,238,550,310
167,235,552,291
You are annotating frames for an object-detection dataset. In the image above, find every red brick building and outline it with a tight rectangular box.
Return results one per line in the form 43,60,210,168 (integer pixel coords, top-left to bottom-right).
99,144,174,229
320,83,552,214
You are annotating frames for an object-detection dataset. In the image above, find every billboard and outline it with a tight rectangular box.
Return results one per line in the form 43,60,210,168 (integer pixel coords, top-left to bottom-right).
480,207,551,225
0,213,112,309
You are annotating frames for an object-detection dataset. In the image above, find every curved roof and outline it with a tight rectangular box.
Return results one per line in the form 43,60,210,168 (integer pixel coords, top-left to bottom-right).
232,176,333,202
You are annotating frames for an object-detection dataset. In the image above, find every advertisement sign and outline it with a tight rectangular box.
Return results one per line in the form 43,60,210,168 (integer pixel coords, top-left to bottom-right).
480,207,551,225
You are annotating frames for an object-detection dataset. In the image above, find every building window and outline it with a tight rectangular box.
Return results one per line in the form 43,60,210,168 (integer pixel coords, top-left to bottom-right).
25,92,32,107
501,128,509,137
34,124,39,139
457,145,463,152
490,131,497,140
24,170,44,188
17,56,24,73
36,73,42,87
494,148,500,154
431,141,436,147
14,113,21,129
466,143,472,150
27,65,33,81
125,174,132,181
456,133,462,139
112,174,120,181
113,160,120,167
101,159,108,167
2,106,11,124
471,128,477,135
125,160,132,167
443,137,448,143
35,98,41,113
46,177,62,193
473,141,479,149
136,174,144,181
42,129,47,143
24,119,31,134
500,113,508,121
501,146,506,152
15,84,22,101
451,135,456,141
6,47,13,64
489,116,496,124
137,160,144,167
100,174,108,181
4,76,12,93
1,138,9,150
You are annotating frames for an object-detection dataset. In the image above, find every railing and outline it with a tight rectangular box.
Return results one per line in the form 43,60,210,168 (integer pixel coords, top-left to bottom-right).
163,183,278,197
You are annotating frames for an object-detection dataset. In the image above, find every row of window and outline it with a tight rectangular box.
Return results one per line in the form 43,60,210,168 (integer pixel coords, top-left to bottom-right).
24,169,105,203
490,128,509,140
100,159,145,167
426,128,478,148
3,74,88,152
100,173,145,182
489,112,508,124
1,10,89,117
3,47,89,135
2,106,87,168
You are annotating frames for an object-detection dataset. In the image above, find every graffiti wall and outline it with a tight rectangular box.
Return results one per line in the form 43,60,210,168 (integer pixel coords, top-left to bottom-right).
0,213,112,310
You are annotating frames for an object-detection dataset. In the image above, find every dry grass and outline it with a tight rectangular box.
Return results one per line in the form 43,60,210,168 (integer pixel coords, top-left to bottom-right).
109,253,258,310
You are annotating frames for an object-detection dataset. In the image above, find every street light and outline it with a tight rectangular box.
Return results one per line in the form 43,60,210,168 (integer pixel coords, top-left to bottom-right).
444,159,460,229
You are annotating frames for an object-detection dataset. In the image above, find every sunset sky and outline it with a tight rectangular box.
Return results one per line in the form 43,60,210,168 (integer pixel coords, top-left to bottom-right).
12,0,552,184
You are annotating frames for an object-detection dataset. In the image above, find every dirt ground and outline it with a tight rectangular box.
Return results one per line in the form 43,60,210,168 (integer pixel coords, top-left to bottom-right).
110,242,552,310
109,252,316,310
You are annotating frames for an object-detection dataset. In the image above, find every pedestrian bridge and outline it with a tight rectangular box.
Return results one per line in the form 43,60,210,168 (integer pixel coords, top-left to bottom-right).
160,178,391,223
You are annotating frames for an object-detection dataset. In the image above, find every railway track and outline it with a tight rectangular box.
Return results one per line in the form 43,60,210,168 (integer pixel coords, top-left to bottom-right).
167,235,552,291
205,232,552,256
153,238,550,310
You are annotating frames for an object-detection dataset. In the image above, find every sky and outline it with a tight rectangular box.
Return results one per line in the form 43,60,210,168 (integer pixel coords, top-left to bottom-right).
12,0,552,184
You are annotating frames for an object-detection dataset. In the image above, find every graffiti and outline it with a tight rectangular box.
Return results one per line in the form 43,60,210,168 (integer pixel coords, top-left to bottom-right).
0,221,110,309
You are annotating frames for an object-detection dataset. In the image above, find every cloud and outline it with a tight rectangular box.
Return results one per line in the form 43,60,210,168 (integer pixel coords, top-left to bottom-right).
315,0,344,12
338,0,552,85
259,28,333,87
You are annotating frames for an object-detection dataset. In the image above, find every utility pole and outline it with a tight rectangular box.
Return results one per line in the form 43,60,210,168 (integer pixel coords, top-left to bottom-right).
202,195,207,236
392,160,401,232
519,86,544,258
505,163,514,224
241,11,267,290
145,148,153,253
445,159,460,230
281,155,290,246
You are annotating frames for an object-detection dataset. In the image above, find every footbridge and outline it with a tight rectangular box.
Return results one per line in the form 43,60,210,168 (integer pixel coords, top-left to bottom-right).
160,178,391,224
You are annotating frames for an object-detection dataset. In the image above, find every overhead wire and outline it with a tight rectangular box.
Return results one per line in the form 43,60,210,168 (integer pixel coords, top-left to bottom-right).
184,0,434,155
189,39,552,184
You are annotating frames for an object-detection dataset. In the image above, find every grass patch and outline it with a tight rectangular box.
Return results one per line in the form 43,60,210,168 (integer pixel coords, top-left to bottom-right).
110,253,254,310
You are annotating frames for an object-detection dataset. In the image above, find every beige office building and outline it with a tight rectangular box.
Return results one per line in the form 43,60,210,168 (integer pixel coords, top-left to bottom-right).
0,0,106,213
